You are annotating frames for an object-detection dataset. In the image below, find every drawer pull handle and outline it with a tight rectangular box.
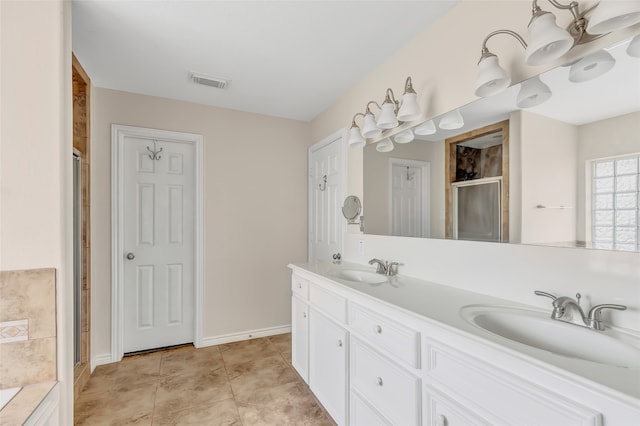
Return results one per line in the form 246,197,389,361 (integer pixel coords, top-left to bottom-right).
337,340,343,347
376,377,383,386
436,414,448,426
375,325,382,334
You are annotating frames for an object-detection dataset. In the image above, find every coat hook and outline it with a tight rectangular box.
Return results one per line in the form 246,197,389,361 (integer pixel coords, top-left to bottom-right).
319,175,327,191
146,140,163,161
406,166,414,181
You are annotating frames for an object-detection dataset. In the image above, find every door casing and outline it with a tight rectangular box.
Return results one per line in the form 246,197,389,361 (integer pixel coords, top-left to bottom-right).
111,124,204,362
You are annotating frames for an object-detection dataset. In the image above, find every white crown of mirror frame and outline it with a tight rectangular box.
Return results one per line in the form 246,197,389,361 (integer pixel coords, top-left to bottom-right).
474,0,640,98
362,35,640,251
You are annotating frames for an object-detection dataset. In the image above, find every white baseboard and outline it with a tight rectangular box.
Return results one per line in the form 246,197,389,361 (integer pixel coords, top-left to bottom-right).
197,324,292,348
91,353,116,372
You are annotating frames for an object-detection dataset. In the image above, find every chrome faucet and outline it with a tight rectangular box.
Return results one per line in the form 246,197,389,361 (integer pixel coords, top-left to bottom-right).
535,291,627,331
368,258,400,276
368,258,387,274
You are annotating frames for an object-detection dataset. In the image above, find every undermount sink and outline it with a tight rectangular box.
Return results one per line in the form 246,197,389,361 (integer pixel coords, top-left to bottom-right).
327,269,388,284
460,305,640,369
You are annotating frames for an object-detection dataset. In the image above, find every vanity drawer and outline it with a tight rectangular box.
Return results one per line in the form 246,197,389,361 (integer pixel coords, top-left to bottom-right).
350,390,392,426
350,302,420,368
309,282,347,324
426,343,601,426
351,338,420,426
424,385,491,426
291,274,309,299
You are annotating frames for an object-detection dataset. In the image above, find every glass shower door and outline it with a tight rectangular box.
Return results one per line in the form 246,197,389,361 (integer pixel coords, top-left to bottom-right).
73,154,82,366
452,178,502,242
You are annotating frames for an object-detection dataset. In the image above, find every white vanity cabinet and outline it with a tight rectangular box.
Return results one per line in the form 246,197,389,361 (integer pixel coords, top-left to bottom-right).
423,338,602,426
291,275,309,382
290,265,638,426
291,273,349,425
309,307,348,425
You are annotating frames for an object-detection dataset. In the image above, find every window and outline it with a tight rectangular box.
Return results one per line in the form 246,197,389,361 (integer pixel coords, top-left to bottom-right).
592,154,639,251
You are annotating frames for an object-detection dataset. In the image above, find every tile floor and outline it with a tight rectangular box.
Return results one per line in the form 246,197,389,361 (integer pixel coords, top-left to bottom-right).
74,334,335,425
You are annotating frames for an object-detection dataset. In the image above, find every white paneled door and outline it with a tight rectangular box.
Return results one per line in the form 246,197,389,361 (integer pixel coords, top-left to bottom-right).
122,137,195,353
390,159,430,238
309,132,344,262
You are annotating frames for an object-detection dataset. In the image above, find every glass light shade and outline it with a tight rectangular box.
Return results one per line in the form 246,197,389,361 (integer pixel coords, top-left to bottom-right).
516,76,552,108
438,109,464,130
375,138,394,153
525,12,575,66
474,54,511,97
394,129,415,144
376,102,399,129
361,112,382,139
397,92,421,122
587,0,640,34
569,49,615,83
414,119,436,135
348,126,365,149
627,34,640,58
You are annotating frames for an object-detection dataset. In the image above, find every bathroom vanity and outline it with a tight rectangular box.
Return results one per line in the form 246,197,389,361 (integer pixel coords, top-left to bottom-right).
289,262,640,426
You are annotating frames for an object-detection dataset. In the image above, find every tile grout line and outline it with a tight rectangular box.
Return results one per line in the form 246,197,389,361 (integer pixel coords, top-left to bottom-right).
219,343,245,426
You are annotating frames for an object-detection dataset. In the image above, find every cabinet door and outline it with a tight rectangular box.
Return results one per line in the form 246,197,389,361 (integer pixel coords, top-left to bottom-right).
310,308,348,426
292,296,309,383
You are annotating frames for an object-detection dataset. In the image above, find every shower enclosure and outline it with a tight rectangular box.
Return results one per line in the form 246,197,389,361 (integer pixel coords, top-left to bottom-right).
73,153,82,366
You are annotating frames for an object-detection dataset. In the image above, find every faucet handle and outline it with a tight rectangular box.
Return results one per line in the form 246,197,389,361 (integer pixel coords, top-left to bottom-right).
534,290,557,301
386,262,401,276
587,304,627,331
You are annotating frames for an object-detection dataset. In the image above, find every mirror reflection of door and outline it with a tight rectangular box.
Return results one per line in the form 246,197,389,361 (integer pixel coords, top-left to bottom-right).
389,159,430,238
453,178,502,242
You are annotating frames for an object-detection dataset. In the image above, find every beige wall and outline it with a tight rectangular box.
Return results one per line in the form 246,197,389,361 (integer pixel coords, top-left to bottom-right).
518,110,578,245
0,0,73,423
91,88,311,358
577,111,640,242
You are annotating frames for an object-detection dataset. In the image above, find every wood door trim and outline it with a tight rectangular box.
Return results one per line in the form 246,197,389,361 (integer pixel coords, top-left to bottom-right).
444,120,510,241
73,54,92,400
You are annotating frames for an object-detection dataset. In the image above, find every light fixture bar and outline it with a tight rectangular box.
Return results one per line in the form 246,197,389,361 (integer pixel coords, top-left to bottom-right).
347,76,422,148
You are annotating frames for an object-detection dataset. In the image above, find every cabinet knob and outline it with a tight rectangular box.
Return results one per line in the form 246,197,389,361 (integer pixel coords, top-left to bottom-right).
337,340,343,347
303,312,307,318
436,414,448,426
298,283,302,288
375,325,382,334
376,377,383,386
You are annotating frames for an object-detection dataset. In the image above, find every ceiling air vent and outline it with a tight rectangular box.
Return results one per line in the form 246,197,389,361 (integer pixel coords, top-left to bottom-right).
190,72,229,90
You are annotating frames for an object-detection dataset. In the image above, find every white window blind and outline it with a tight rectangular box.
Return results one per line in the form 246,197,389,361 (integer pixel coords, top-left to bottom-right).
592,154,639,251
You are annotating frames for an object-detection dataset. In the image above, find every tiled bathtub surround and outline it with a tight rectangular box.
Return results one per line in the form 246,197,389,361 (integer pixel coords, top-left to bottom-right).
0,269,56,389
0,320,29,343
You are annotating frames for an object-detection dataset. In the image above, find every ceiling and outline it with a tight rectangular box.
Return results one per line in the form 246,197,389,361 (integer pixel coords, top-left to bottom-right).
72,0,458,122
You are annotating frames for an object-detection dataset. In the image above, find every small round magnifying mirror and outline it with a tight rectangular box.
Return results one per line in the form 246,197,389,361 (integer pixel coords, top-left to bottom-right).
342,195,361,223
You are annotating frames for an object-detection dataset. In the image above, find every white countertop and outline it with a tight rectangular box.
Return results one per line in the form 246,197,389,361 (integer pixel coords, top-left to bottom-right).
289,261,640,406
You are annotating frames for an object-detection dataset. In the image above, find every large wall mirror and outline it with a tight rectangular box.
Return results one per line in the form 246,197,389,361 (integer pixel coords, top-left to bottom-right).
363,36,640,251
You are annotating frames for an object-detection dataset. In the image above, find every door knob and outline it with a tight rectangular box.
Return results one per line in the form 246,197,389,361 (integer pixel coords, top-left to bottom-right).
126,252,135,260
